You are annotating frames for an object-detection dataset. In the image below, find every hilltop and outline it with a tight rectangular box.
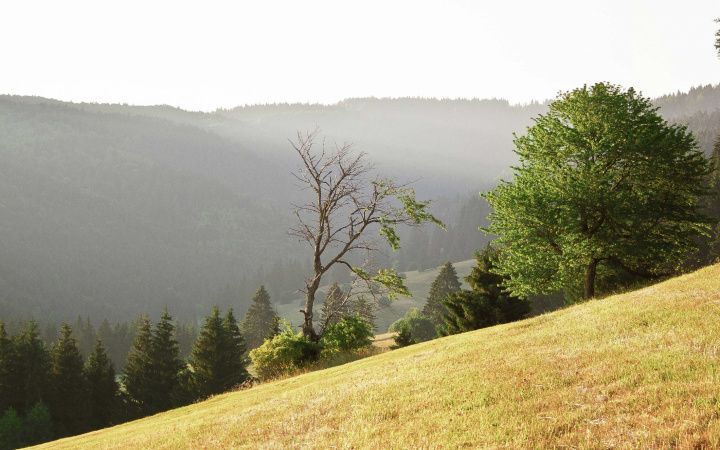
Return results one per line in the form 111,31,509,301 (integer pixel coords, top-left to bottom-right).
37,263,720,448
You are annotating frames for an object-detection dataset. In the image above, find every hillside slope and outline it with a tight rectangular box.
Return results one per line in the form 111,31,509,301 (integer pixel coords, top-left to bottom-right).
38,264,720,448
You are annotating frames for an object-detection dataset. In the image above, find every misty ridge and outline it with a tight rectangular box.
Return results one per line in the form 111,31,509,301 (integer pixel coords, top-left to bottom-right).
1,86,719,323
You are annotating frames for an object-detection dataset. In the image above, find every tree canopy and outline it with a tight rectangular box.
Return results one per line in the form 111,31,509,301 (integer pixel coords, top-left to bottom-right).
485,83,711,300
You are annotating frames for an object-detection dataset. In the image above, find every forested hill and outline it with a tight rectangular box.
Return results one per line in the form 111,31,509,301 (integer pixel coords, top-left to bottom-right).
1,85,718,323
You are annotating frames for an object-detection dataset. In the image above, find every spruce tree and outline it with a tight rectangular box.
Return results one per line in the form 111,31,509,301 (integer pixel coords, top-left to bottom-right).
351,296,377,331
122,316,154,416
190,307,233,398
0,323,15,414
149,309,183,413
13,321,50,413
422,262,462,326
241,286,279,351
22,402,54,446
185,308,249,398
48,323,88,436
84,339,118,429
221,309,249,389
0,408,22,450
320,283,352,332
440,246,530,336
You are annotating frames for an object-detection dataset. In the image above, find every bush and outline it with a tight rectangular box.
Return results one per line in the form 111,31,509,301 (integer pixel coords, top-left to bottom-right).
319,315,373,357
391,325,415,348
388,308,436,347
249,322,320,380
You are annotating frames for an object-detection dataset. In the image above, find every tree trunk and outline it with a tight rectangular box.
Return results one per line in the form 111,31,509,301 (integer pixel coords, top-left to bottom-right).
584,259,598,299
302,289,319,341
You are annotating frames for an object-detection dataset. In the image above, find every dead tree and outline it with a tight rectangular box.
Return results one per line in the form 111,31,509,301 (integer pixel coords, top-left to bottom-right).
289,130,442,340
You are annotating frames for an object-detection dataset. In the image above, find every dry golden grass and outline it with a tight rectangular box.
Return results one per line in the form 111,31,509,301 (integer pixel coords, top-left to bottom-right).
36,264,720,449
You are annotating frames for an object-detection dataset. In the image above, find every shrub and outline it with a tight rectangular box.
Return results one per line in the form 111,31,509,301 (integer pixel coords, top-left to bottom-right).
391,325,415,348
249,322,320,380
388,308,436,346
319,315,374,358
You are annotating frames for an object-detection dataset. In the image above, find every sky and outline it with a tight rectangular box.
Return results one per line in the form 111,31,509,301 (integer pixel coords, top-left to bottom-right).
1,0,718,111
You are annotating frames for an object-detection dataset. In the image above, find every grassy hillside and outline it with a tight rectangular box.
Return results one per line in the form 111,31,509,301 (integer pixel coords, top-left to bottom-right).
38,264,720,448
275,259,475,331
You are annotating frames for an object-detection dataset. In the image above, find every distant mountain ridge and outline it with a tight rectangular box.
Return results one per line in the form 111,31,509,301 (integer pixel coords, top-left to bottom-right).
1,84,718,322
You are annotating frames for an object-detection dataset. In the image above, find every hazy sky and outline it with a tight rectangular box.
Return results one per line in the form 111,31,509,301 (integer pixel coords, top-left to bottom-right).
1,0,718,111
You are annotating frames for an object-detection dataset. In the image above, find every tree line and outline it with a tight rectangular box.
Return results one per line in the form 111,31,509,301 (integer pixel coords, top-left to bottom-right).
0,287,279,449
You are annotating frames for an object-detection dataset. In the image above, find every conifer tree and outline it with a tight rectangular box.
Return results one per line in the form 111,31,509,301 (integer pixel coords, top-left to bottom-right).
0,408,22,450
149,309,183,413
0,323,15,415
221,309,249,388
84,339,118,429
22,402,53,446
190,306,224,397
422,262,462,326
123,316,154,416
13,321,50,413
48,323,88,436
241,286,279,350
351,296,377,331
440,246,530,336
320,283,352,332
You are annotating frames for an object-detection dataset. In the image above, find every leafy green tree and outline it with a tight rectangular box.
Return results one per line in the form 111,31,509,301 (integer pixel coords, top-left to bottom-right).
241,286,279,351
48,323,88,436
485,83,711,300
319,315,374,357
149,309,183,412
0,408,22,450
422,262,462,326
122,316,154,416
22,402,54,446
84,339,118,429
13,321,50,413
440,246,530,336
0,323,14,415
715,18,720,57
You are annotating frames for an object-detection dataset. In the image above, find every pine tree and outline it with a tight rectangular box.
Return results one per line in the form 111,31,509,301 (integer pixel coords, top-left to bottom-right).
221,309,249,389
189,307,240,398
0,408,22,450
48,323,88,436
241,286,279,351
440,246,530,336
13,321,50,413
149,309,183,413
351,296,377,331
84,339,118,429
123,315,154,416
0,323,15,414
22,402,54,446
320,283,352,332
422,262,462,326
189,307,222,398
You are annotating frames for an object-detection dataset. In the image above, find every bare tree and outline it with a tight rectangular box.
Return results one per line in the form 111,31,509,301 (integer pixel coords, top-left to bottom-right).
289,130,443,339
